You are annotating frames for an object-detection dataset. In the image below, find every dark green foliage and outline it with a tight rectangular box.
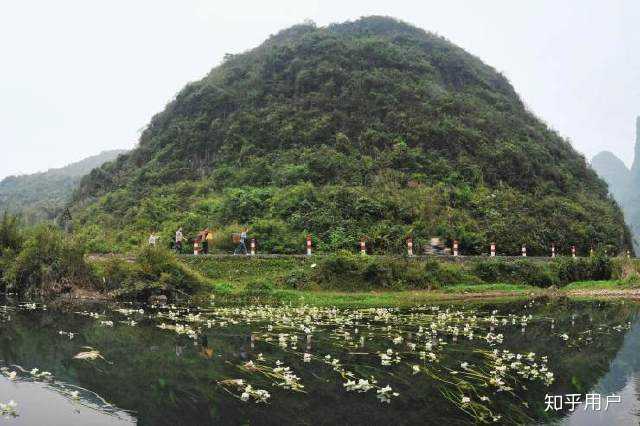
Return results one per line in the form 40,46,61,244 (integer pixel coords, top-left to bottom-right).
243,278,275,296
471,256,613,287
71,17,631,255
2,225,95,296
309,253,481,290
551,255,612,284
103,246,209,300
472,259,555,287
0,212,22,254
0,213,23,289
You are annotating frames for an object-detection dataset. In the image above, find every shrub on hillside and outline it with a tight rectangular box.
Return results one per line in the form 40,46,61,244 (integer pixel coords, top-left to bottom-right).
4,225,95,297
550,255,612,285
312,253,480,290
472,259,556,287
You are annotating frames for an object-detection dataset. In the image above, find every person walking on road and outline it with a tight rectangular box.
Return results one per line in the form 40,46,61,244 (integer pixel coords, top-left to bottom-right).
201,228,210,254
205,227,214,254
175,228,184,253
148,232,159,246
234,227,249,255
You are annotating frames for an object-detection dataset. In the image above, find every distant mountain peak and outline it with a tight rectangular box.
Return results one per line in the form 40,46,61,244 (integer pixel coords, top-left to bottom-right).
0,149,128,224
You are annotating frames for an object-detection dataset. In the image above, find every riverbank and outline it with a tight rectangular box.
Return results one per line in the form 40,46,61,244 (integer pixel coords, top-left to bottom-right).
4,228,640,305
200,280,640,307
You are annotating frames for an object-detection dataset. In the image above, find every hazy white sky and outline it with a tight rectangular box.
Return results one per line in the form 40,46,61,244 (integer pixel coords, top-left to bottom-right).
1,0,639,179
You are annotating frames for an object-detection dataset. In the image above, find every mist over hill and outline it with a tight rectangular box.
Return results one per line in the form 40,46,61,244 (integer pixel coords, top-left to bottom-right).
70,16,631,255
0,150,127,224
592,117,640,251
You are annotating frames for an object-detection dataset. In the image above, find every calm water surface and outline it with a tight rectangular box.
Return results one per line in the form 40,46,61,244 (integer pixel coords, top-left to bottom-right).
0,297,639,425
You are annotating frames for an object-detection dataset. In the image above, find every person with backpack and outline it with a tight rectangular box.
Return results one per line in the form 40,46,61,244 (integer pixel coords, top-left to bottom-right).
175,228,184,253
234,226,249,255
148,232,159,246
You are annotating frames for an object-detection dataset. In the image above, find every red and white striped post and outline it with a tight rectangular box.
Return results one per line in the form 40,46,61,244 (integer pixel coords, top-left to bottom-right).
571,246,576,258
551,244,556,258
407,238,414,257
306,235,312,256
521,245,527,257
627,250,631,259
360,240,367,255
490,243,496,257
250,238,256,256
453,240,459,257
193,241,199,256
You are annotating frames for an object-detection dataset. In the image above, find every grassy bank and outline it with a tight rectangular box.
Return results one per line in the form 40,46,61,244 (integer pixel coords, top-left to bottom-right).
179,253,640,306
182,252,618,292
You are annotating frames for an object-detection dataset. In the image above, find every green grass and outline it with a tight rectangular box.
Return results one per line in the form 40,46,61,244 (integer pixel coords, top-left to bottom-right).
206,288,536,308
179,257,640,308
438,283,537,294
563,280,639,291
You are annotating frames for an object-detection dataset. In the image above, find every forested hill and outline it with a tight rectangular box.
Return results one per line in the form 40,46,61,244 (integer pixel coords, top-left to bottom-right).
0,150,127,224
72,16,632,255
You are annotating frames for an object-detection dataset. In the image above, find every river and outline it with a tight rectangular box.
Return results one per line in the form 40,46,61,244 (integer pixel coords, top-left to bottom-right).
0,297,638,425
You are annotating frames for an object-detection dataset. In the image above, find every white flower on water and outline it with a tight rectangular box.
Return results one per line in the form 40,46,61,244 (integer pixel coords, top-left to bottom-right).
0,400,18,417
376,385,399,403
344,379,373,393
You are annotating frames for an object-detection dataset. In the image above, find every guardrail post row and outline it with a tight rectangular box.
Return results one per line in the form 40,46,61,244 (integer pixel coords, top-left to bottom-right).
521,245,527,257
453,240,459,257
306,235,312,256
360,240,367,256
490,243,496,257
250,238,256,256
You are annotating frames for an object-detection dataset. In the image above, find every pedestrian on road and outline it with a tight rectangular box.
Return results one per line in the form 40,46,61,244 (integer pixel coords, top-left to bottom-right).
148,232,159,246
175,228,184,253
234,226,249,255
201,228,210,254
206,227,214,254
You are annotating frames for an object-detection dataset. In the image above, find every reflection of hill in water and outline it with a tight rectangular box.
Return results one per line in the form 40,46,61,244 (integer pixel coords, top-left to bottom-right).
561,317,640,425
592,318,640,395
0,375,135,425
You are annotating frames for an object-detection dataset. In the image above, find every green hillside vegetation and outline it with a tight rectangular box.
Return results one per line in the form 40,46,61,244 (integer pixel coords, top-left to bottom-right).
71,16,631,256
0,150,127,224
